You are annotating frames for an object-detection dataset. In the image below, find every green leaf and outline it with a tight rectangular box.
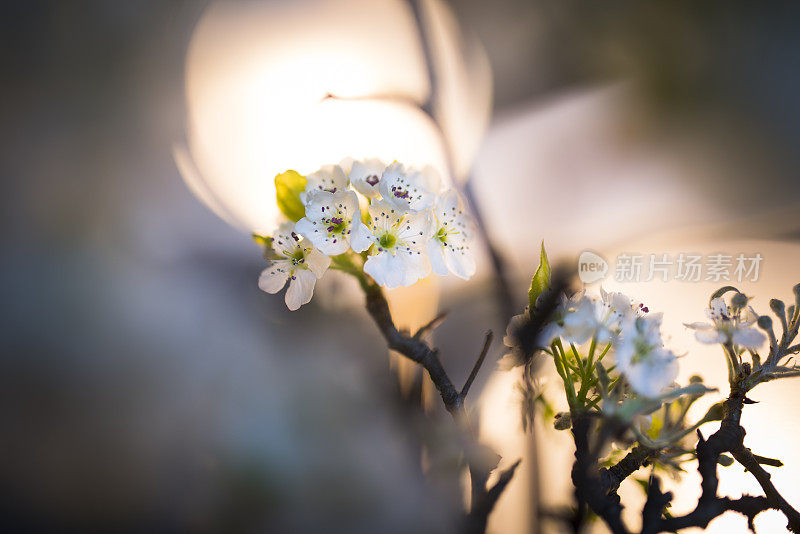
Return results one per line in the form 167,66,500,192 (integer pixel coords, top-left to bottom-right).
529,242,551,309
275,170,307,222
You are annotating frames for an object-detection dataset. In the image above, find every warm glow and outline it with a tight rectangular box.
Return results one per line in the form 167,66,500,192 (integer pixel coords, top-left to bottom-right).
176,0,491,234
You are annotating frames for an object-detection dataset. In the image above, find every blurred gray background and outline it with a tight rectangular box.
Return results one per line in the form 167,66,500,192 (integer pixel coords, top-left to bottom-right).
2,1,800,532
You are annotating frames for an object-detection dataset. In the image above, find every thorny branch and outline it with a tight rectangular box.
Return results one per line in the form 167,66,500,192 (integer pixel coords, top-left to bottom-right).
362,279,517,533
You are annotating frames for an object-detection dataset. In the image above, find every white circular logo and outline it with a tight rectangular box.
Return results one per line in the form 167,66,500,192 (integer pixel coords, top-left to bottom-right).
578,250,609,284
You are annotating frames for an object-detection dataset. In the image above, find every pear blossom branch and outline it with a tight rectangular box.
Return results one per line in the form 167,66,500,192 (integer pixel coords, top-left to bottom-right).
571,382,800,534
360,278,516,533
599,444,655,494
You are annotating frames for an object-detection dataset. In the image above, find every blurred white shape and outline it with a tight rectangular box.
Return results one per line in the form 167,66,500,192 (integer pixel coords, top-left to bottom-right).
471,85,726,270
177,0,491,234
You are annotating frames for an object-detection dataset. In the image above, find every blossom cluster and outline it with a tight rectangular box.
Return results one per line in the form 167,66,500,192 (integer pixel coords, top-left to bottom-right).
506,288,680,398
258,160,477,310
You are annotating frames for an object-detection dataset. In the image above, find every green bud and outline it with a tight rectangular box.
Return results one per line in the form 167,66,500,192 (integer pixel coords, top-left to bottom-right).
689,375,703,384
553,412,572,431
732,292,748,309
274,170,308,222
770,299,786,315
718,454,734,467
757,315,773,330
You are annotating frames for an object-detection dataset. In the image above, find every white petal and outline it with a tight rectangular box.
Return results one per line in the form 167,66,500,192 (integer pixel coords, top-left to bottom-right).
435,189,462,224
285,269,316,311
350,220,375,252
258,262,290,294
294,217,316,241
379,162,437,212
684,321,713,331
443,247,476,280
708,297,728,319
420,165,443,196
363,251,394,287
626,353,678,398
304,190,347,220
272,222,301,257
695,329,727,345
427,239,449,276
539,323,563,347
305,164,347,195
337,190,359,216
349,159,385,198
305,249,331,278
613,338,634,371
396,209,432,244
368,199,404,232
732,327,766,350
398,248,431,286
314,235,350,256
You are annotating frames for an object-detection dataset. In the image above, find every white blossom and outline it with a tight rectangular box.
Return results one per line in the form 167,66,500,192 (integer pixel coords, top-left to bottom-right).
614,313,679,397
258,222,331,311
426,189,476,280
300,164,348,204
378,162,440,212
350,199,432,288
347,158,385,199
560,296,598,344
561,290,634,345
684,297,765,349
295,190,360,256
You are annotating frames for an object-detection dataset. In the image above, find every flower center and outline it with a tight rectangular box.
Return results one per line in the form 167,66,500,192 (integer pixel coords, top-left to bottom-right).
365,175,379,186
378,232,397,249
436,226,448,244
290,249,306,266
390,185,410,199
325,216,347,234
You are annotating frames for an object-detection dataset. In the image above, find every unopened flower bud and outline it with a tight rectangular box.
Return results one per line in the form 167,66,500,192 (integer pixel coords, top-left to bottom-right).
757,315,773,330
732,292,748,309
770,298,786,315
718,454,734,467
554,412,572,431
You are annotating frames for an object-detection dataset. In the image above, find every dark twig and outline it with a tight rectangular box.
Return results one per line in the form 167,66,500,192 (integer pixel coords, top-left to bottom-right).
460,331,493,401
731,445,800,531
751,453,784,468
464,459,522,534
414,311,449,341
600,444,655,495
362,279,515,532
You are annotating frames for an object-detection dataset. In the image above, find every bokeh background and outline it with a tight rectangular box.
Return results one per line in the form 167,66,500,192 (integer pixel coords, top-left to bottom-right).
3,1,800,533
